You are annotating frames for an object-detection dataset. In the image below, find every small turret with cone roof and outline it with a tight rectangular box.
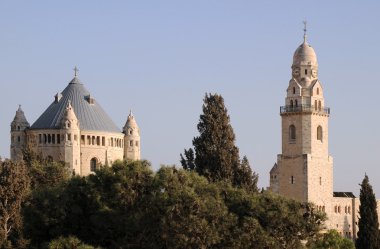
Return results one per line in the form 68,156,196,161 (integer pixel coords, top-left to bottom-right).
123,110,141,160
10,105,30,161
60,100,79,129
11,105,30,131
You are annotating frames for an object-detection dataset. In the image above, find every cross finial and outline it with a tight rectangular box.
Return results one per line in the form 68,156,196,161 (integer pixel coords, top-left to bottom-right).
303,20,307,43
73,66,79,77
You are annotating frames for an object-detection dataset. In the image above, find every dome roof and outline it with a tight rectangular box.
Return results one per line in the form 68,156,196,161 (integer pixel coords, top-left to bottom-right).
292,40,318,66
31,76,120,133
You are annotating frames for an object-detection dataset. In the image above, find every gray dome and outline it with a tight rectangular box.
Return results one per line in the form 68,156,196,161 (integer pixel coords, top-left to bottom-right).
31,76,120,133
293,41,318,66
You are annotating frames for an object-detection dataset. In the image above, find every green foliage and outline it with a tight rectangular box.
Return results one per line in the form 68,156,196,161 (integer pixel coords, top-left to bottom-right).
23,160,325,248
181,93,258,192
356,174,380,249
46,236,99,249
0,161,30,248
307,230,355,249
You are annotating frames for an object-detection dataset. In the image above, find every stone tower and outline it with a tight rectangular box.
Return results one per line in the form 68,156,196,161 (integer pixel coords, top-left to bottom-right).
270,28,333,207
123,111,141,160
10,105,30,161
60,101,81,174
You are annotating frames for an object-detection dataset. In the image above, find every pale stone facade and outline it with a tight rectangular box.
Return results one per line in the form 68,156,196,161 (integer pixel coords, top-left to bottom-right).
268,30,368,240
10,72,141,175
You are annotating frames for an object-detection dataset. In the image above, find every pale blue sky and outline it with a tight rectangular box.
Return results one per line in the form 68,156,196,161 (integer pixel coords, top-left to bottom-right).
1,1,379,195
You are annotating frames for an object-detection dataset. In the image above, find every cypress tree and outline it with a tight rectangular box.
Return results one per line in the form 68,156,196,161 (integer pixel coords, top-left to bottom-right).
356,174,380,249
181,93,258,191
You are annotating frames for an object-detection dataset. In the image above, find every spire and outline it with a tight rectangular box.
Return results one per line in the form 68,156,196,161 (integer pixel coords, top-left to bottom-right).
303,20,308,43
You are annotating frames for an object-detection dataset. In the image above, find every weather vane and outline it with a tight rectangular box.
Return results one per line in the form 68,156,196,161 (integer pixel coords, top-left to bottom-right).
73,66,79,77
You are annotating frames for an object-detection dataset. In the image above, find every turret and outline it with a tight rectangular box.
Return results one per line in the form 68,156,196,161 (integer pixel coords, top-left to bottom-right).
10,105,30,161
60,100,81,174
123,111,141,160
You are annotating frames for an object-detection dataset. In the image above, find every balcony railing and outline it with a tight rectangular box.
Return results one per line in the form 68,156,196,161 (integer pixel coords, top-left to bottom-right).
280,104,330,115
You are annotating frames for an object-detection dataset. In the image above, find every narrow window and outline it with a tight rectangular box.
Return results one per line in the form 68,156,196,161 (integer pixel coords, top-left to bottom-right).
129,129,133,135
290,100,293,108
319,177,322,185
338,206,341,213
318,100,321,111
17,136,21,142
130,140,133,147
317,126,323,141
52,134,55,144
39,134,42,144
81,135,85,145
322,206,325,212
92,136,95,145
111,138,114,147
314,100,318,110
68,134,71,141
295,99,298,107
291,176,295,184
102,137,105,146
97,136,100,146
87,135,91,145
48,134,51,144
348,206,351,214
90,158,97,172
305,69,307,75
335,206,337,213
289,125,296,141
293,87,296,94
317,87,320,95
57,134,61,144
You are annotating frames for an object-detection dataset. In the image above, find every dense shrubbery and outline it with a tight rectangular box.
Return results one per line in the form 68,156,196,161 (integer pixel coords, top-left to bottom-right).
0,158,329,249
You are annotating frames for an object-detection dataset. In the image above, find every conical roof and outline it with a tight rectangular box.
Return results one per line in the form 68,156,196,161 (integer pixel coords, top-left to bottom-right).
123,110,139,131
31,76,120,132
11,105,30,128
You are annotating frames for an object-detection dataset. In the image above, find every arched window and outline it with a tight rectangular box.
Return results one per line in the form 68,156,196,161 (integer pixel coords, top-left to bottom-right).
305,69,308,75
290,100,293,107
295,99,298,107
315,100,318,110
90,158,97,172
289,125,296,141
317,126,323,141
293,87,296,94
317,88,320,95
318,100,321,111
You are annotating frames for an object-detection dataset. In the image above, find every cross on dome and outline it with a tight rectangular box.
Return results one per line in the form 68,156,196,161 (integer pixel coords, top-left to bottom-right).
73,66,79,77
303,20,308,43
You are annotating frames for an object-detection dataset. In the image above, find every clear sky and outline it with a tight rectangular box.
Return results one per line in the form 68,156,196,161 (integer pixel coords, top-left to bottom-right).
1,1,379,195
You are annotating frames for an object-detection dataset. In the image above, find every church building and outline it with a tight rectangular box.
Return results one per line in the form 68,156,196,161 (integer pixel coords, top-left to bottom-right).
10,69,141,175
268,26,367,239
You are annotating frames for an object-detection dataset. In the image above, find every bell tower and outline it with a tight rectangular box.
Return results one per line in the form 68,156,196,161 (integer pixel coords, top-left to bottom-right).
270,25,333,206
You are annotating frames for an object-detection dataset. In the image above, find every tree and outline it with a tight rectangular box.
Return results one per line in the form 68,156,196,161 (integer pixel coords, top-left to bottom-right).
46,236,98,249
181,93,258,191
307,229,355,249
234,156,259,193
356,174,380,249
0,161,30,248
